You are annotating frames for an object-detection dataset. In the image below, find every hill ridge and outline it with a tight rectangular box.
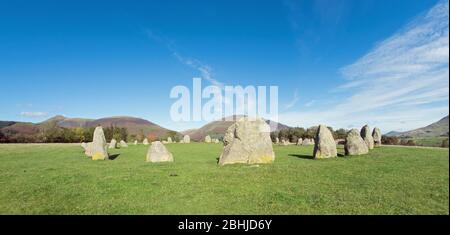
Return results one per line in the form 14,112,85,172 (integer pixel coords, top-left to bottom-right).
386,115,449,138
182,116,291,141
1,115,178,140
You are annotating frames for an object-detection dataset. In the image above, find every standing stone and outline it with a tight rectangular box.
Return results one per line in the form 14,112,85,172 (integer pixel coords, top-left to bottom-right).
91,126,109,160
297,138,303,145
120,140,128,148
360,125,374,150
84,142,93,156
81,142,88,150
302,138,312,145
214,138,220,144
109,139,117,149
218,117,275,166
205,135,212,143
372,127,382,147
143,138,149,145
275,137,280,144
183,135,190,144
146,141,174,163
313,125,337,159
282,139,289,146
345,129,369,155
167,137,173,143
134,140,138,145
180,139,185,144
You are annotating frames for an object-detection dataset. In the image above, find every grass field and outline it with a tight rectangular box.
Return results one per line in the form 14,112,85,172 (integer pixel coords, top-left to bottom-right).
0,143,448,215
402,136,448,147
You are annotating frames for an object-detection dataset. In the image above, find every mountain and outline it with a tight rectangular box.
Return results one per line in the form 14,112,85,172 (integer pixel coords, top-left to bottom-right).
1,122,39,135
384,131,402,137
86,116,174,137
0,121,17,129
1,115,178,139
56,118,94,128
40,115,94,128
39,115,67,124
183,115,291,141
386,115,449,138
55,116,177,137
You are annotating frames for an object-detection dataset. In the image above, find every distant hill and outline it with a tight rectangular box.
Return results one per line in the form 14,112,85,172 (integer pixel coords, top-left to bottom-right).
385,131,402,137
386,115,449,138
0,115,178,140
183,115,291,141
44,116,98,127
39,115,67,124
86,116,175,137
55,116,177,137
0,121,17,129
1,122,39,135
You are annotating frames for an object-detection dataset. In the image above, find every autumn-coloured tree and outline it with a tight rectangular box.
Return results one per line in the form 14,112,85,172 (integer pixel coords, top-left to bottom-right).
147,134,158,142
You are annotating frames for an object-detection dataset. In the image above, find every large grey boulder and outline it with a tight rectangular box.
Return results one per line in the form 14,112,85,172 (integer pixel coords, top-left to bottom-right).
109,139,117,149
218,117,275,166
313,125,337,159
360,125,374,150
297,138,303,145
143,138,149,145
372,127,382,147
205,135,212,143
302,138,313,145
345,129,369,155
84,142,93,156
90,126,109,160
82,142,91,156
120,140,128,148
81,142,88,150
183,135,190,144
146,141,174,163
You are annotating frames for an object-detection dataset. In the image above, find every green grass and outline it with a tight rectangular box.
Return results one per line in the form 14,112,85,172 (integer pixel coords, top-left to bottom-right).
402,136,448,147
0,143,448,215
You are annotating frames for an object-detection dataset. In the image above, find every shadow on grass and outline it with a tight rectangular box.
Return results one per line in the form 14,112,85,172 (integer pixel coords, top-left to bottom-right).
109,154,121,160
288,154,314,160
288,153,347,159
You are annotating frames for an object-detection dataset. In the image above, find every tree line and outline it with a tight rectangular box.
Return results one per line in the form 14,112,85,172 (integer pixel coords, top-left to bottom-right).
272,127,449,148
270,127,348,143
0,121,129,143
381,136,449,148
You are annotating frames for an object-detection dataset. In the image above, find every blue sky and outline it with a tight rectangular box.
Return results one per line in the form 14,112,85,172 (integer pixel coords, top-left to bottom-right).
0,0,448,132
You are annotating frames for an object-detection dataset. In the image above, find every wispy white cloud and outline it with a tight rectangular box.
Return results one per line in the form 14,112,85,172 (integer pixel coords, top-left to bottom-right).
280,0,449,132
20,111,48,117
172,52,224,88
16,103,33,108
304,100,315,107
145,29,224,88
284,89,300,110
